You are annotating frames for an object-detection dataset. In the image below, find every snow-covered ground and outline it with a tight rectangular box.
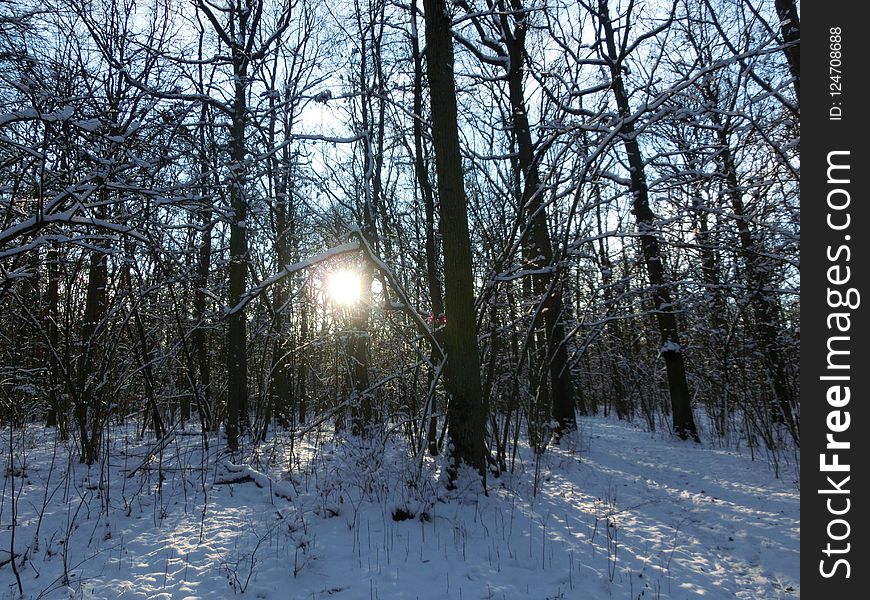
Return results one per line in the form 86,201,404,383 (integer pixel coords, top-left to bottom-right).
0,417,799,599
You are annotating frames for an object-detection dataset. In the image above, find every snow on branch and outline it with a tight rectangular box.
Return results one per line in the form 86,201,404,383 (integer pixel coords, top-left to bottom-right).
224,241,361,315
351,231,444,360
126,424,179,478
223,230,444,359
0,209,147,258
215,462,294,502
0,106,74,127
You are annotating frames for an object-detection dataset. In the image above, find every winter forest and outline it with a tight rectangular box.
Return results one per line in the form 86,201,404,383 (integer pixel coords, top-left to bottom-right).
1,0,799,598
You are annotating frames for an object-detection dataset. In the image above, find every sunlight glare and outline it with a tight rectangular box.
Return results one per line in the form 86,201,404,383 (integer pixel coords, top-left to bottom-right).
327,270,362,306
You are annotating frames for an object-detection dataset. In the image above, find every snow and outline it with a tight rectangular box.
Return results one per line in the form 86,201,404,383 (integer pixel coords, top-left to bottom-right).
75,119,103,132
660,340,682,353
0,107,74,127
0,417,798,599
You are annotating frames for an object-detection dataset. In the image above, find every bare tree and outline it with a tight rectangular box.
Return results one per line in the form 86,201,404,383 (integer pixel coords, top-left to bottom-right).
588,0,699,441
423,0,487,480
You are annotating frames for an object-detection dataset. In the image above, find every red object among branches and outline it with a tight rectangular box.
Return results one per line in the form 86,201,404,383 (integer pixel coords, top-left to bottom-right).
426,313,447,326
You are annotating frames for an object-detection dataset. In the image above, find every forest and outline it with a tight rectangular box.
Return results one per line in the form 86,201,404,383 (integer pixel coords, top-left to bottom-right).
0,0,800,598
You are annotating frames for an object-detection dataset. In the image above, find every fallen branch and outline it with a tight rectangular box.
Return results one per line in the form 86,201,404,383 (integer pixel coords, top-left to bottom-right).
126,423,178,478
214,462,294,502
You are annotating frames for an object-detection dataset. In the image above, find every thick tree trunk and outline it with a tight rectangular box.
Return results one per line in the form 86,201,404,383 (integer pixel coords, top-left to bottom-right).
423,0,487,479
348,312,372,436
226,52,250,452
774,0,800,101
411,0,444,455
77,244,108,464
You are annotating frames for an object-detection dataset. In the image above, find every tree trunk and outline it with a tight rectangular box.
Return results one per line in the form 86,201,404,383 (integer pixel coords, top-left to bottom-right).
225,45,250,452
268,85,295,429
297,299,309,424
193,206,214,430
774,0,800,101
500,2,577,435
44,241,61,430
76,240,108,463
411,0,444,455
423,0,487,479
707,105,798,442
595,199,629,419
597,0,698,441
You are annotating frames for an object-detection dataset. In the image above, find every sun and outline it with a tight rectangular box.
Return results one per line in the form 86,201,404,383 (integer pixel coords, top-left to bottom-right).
326,269,362,306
